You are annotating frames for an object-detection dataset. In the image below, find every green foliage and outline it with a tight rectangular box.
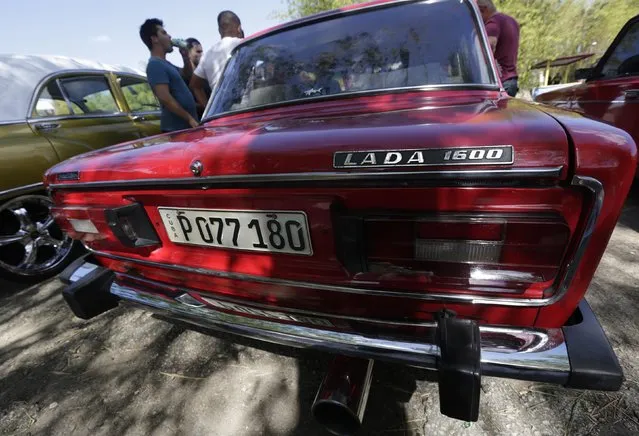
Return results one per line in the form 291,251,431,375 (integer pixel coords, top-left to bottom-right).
496,0,638,89
83,90,119,114
276,0,638,91
121,83,160,112
273,0,362,20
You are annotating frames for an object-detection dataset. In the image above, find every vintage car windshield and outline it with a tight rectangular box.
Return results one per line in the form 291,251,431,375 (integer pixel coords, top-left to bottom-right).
205,0,495,118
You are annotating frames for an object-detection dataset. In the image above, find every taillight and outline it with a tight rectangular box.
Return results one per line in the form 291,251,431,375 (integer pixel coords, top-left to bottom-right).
342,214,570,294
68,218,100,234
52,203,160,250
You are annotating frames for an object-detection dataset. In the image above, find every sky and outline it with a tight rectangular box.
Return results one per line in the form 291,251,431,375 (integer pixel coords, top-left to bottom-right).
0,0,285,71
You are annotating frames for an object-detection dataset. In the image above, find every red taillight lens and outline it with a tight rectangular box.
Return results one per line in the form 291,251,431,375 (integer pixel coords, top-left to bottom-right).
364,214,570,293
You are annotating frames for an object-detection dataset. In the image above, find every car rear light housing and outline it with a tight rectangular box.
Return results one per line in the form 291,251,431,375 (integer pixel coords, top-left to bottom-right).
68,218,100,234
52,202,161,251
104,203,161,248
335,212,571,295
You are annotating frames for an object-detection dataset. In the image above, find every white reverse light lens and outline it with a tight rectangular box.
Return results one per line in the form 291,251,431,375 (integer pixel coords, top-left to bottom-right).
68,218,100,234
415,239,502,263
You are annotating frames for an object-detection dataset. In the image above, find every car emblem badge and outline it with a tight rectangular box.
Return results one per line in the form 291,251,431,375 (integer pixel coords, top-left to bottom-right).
190,160,203,177
333,146,514,168
57,171,80,181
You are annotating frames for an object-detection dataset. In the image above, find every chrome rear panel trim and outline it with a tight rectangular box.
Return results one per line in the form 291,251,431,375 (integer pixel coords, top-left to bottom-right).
48,167,563,191
108,278,571,379
0,182,44,202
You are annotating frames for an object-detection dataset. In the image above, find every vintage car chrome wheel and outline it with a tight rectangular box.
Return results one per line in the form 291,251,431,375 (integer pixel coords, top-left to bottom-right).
0,195,74,280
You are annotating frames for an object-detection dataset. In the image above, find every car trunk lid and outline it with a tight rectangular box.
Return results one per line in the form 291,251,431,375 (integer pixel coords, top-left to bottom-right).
46,94,570,186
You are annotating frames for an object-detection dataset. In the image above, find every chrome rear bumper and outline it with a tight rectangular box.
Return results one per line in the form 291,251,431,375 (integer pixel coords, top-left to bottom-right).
60,259,623,392
110,281,572,383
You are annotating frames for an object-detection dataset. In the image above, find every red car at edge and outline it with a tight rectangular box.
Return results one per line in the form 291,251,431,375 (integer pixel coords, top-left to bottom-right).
44,1,636,433
535,13,639,169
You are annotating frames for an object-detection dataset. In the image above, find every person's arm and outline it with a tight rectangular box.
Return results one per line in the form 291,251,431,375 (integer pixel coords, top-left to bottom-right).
484,19,500,53
189,74,209,109
153,84,198,128
190,54,210,108
178,47,194,82
488,36,498,52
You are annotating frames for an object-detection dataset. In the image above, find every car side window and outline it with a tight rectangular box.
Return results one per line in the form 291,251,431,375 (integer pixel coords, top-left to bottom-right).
58,76,121,115
32,81,74,118
118,76,160,112
600,21,639,79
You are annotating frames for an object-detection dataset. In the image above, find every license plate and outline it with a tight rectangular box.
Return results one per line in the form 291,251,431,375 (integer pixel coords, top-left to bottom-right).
158,207,313,255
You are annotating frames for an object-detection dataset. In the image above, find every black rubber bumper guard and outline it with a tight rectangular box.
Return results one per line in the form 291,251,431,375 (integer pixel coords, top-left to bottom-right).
58,258,624,422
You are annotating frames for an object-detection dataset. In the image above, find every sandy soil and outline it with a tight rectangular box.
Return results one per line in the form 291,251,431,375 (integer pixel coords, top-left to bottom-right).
1,190,639,436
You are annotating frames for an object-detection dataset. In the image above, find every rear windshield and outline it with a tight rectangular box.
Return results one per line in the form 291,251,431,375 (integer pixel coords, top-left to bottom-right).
206,0,494,118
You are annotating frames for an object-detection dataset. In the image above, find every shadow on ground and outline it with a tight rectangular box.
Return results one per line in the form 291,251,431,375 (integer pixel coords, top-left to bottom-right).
0,280,419,435
1,191,639,435
0,278,32,299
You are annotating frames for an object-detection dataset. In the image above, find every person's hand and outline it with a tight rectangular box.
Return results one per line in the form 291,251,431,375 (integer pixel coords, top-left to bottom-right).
179,47,189,59
188,116,199,129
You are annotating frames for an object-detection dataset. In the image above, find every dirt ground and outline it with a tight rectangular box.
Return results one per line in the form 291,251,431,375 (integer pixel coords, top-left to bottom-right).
2,190,639,436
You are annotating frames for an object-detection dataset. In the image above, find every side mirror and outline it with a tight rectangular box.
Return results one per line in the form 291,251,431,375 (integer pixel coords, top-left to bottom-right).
575,68,594,81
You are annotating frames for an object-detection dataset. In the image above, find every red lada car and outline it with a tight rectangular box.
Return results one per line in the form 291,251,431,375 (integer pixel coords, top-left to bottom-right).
535,14,639,166
45,0,635,433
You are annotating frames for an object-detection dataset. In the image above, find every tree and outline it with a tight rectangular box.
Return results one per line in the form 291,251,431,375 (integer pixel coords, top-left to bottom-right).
275,0,362,19
276,0,638,91
582,0,639,54
474,0,636,89
495,0,588,89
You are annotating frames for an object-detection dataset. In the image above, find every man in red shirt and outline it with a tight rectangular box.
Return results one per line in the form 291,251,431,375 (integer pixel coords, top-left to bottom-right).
477,0,520,97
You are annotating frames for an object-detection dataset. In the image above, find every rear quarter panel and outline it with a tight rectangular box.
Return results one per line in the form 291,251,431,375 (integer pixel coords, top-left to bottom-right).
30,115,144,163
534,105,637,326
0,122,59,192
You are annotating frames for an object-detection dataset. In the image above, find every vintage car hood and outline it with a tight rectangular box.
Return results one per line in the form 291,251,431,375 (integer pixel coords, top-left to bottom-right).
45,96,570,185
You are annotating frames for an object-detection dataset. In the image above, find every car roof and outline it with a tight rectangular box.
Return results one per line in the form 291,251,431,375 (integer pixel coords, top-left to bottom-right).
244,0,396,42
0,53,144,123
243,0,467,46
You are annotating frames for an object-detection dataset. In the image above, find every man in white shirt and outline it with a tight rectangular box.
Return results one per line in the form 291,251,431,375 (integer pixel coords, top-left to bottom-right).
190,11,244,109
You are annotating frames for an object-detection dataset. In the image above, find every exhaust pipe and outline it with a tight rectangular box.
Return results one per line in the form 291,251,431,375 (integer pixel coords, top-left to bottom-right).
312,356,374,435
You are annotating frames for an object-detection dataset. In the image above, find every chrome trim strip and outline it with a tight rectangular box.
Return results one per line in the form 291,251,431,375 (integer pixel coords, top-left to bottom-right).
27,113,131,123
466,0,501,86
56,77,75,115
129,110,161,117
542,100,632,105
0,120,26,126
27,69,146,120
108,279,571,378
355,358,374,423
113,271,440,327
0,182,44,202
574,100,632,104
48,167,563,191
547,176,604,305
84,174,602,307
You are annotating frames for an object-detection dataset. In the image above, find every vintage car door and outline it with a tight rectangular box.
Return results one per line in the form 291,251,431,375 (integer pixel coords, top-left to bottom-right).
27,72,143,162
112,73,162,138
0,122,60,193
572,16,639,143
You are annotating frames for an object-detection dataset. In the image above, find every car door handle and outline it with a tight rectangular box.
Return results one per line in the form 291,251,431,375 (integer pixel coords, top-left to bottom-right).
625,89,639,100
34,123,60,131
131,115,146,122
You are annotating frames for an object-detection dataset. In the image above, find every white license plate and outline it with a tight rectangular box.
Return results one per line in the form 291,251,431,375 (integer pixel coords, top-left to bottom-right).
158,207,313,255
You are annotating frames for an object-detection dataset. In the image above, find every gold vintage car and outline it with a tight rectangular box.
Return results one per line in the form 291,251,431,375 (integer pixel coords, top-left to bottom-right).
0,54,161,281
